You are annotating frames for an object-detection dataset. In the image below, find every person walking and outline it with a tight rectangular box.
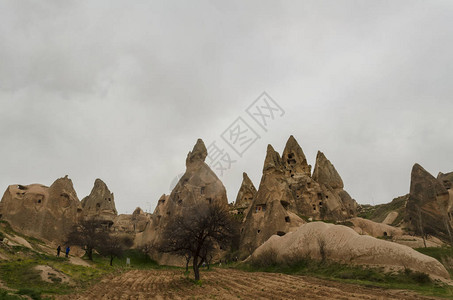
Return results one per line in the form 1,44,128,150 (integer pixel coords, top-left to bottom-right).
65,246,70,258
56,245,61,257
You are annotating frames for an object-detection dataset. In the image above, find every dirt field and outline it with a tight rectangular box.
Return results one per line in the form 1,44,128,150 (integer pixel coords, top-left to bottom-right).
57,268,442,300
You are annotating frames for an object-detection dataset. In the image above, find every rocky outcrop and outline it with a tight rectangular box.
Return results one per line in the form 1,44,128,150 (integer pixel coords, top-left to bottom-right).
406,164,453,242
438,171,453,190
234,173,257,208
0,176,82,242
349,217,403,237
249,222,449,279
282,135,311,176
312,151,359,218
240,144,305,256
81,179,117,223
239,136,359,256
136,139,229,264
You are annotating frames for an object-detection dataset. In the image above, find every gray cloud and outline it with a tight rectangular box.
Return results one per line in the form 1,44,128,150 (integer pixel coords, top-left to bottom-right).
1,0,452,213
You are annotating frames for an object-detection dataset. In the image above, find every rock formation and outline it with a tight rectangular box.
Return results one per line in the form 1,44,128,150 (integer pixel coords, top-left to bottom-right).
0,176,82,242
81,179,117,224
239,136,358,256
312,151,359,218
234,173,257,209
406,164,453,242
438,171,453,190
135,139,229,265
249,222,449,279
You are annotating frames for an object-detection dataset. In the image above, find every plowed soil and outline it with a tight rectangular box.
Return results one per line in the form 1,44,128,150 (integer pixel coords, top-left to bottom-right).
57,268,442,300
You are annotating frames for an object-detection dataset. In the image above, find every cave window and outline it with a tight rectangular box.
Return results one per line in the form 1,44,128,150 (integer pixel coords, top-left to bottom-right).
207,198,212,204
325,195,329,199
280,200,289,210
277,231,286,236
201,187,205,195
108,198,111,202
241,228,244,233
291,174,294,178
307,183,311,188
37,199,41,204
17,185,26,190
317,193,322,200
255,205,266,213
313,205,316,211
319,202,323,206
257,229,261,233
285,216,290,222
383,232,388,237
178,199,182,205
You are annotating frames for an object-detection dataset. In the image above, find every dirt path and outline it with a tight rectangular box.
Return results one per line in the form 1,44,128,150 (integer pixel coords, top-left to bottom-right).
57,268,443,300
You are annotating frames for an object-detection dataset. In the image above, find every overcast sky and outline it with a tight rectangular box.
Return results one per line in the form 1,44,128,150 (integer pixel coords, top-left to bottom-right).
1,1,452,214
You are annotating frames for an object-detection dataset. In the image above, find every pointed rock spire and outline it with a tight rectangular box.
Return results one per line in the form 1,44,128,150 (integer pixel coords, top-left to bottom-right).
235,172,257,207
186,138,208,167
282,135,311,176
312,151,344,189
81,178,117,221
263,144,283,173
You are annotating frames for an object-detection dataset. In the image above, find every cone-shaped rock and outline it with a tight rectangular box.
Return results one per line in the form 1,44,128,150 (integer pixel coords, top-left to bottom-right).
235,173,257,208
282,135,311,176
406,164,452,241
263,144,284,174
139,139,228,264
81,179,117,223
239,136,360,257
0,175,81,242
312,151,343,189
240,144,304,257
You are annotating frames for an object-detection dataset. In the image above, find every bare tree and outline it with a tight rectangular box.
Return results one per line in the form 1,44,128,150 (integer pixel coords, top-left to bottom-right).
98,234,134,266
158,202,237,281
66,219,109,260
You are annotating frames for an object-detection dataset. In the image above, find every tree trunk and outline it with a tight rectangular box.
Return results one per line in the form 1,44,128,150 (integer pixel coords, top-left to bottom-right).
193,255,200,281
87,247,93,260
110,256,114,266
185,256,190,272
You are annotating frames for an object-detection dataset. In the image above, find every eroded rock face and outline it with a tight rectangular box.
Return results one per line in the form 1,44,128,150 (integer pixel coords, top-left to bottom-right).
81,179,117,223
438,172,453,190
0,176,81,242
249,222,449,279
406,164,453,241
137,139,229,264
239,136,359,256
235,173,257,208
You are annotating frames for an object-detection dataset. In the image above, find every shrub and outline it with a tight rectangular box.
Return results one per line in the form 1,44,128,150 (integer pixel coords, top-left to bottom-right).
250,247,278,268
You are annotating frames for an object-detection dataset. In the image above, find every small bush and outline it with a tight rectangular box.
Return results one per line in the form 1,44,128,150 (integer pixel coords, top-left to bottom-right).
17,288,42,300
250,247,278,268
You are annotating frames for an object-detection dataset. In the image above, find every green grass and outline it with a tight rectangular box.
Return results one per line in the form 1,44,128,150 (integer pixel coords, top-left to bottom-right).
238,256,453,298
415,246,453,275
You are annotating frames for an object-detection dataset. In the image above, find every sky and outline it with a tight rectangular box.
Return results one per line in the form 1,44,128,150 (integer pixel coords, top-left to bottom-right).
1,0,452,214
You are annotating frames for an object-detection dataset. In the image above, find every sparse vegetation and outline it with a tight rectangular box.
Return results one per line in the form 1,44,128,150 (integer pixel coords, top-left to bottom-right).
358,195,407,225
241,247,453,298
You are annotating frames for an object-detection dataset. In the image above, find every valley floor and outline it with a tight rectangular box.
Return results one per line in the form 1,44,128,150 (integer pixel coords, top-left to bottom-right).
56,268,443,300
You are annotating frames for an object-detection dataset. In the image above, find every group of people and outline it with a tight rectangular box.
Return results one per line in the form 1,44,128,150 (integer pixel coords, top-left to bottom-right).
56,245,70,257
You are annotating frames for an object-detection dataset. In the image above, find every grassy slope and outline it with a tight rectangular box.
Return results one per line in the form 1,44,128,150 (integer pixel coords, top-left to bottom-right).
0,221,160,300
358,194,408,225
